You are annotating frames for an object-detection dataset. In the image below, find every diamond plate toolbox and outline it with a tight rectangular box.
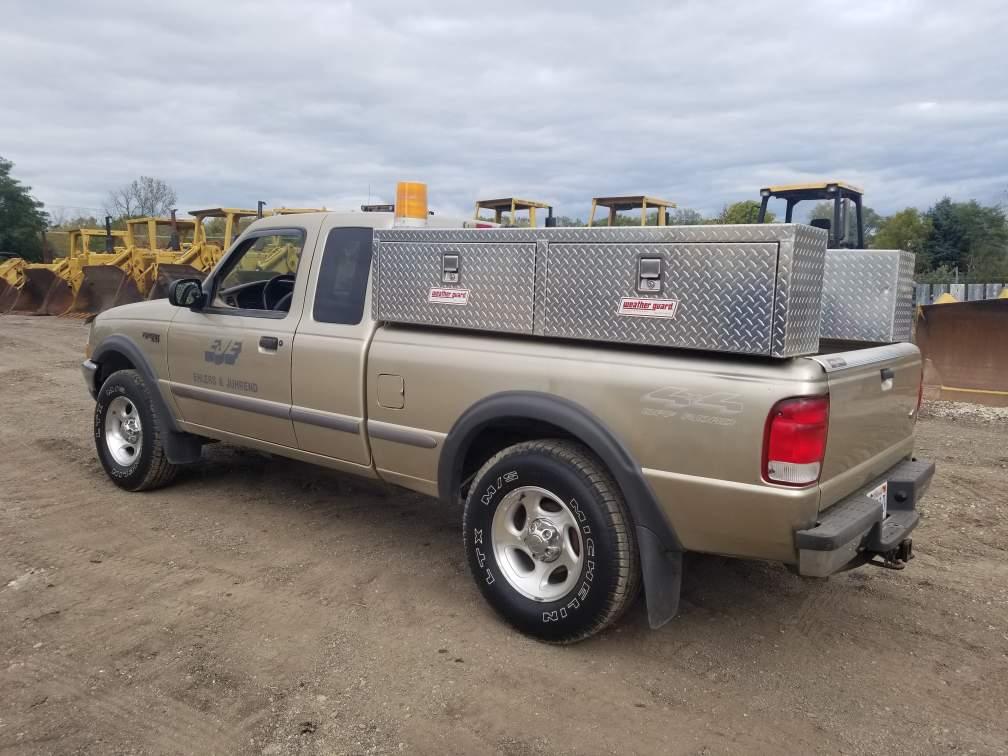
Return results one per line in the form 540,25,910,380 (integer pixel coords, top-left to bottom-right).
373,225,828,357
821,249,915,343
372,240,537,334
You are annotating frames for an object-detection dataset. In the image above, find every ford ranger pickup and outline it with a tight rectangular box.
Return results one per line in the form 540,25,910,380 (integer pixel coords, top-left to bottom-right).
81,209,934,643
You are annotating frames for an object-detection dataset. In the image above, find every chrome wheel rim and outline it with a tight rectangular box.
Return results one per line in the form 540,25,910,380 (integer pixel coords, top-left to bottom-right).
490,485,584,602
105,396,142,467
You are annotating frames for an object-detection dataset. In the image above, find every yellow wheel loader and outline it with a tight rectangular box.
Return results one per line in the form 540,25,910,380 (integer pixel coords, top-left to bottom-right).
144,208,257,300
67,216,196,316
0,254,26,312
915,293,1008,407
31,227,128,316
3,257,72,315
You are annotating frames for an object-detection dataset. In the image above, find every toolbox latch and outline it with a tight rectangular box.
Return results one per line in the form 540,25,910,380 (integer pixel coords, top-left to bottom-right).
442,252,460,284
637,257,662,293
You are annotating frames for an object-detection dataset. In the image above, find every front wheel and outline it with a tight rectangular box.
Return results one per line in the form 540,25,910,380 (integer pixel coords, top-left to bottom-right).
94,369,179,491
463,440,640,643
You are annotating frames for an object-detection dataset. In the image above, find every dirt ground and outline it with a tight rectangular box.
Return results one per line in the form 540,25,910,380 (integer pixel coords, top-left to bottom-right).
1,315,1006,756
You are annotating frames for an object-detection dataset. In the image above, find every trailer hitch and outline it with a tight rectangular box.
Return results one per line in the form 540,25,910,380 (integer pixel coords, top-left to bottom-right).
868,538,915,570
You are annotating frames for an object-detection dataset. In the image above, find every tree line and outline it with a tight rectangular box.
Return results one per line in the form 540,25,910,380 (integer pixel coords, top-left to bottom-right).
4,154,1007,281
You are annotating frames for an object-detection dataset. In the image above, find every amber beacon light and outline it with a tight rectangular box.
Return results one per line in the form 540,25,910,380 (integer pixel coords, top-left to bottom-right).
394,181,428,227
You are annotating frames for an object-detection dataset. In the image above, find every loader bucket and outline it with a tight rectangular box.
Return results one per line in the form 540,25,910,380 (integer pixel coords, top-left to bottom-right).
38,277,75,316
5,268,61,315
67,265,142,316
916,298,1008,407
0,280,20,312
146,263,206,301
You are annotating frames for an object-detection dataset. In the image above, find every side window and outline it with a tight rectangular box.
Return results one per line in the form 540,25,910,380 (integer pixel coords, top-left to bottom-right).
313,227,373,324
213,230,305,313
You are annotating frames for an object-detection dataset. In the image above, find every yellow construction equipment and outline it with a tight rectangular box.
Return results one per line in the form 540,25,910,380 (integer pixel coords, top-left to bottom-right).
916,295,1008,407
474,198,554,227
29,228,128,316
0,254,26,311
757,181,865,248
143,208,255,300
3,256,72,315
588,195,676,227
66,216,196,316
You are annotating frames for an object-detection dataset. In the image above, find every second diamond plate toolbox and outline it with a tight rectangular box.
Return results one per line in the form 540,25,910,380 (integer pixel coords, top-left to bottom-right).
373,224,828,357
820,249,915,343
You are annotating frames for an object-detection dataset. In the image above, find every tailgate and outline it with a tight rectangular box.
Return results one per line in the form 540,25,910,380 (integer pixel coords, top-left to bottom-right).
811,343,921,511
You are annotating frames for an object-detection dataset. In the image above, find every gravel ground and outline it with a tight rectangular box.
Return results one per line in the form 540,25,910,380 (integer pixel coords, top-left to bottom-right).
1,315,1006,755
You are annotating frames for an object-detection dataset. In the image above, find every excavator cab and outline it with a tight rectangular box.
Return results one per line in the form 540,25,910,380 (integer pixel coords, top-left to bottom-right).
757,181,865,249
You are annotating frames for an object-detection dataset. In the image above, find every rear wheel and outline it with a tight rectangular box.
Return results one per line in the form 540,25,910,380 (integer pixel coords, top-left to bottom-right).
94,369,179,491
463,440,640,643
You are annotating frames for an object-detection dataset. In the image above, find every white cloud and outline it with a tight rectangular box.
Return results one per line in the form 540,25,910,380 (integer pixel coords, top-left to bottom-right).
2,0,1006,221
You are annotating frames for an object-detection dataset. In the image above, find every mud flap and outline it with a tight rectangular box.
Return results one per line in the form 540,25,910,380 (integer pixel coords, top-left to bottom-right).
636,525,683,629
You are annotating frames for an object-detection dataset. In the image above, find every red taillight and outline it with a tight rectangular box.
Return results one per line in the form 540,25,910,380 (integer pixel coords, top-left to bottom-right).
763,396,830,486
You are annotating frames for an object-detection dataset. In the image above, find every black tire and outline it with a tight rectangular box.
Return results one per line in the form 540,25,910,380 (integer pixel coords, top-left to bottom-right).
94,369,179,492
463,439,641,643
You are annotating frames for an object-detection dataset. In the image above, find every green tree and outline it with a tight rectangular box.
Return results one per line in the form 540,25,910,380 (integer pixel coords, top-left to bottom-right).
872,208,933,272
924,198,1008,281
0,156,48,261
669,208,705,225
712,200,773,224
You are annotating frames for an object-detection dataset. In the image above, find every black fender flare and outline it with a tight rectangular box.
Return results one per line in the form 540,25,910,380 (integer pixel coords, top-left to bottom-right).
438,391,683,629
91,334,204,465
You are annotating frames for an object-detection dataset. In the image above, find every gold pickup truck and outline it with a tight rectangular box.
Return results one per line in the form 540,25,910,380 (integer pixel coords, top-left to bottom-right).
82,210,934,643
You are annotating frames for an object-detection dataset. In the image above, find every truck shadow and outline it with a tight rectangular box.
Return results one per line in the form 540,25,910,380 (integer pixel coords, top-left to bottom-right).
171,444,873,648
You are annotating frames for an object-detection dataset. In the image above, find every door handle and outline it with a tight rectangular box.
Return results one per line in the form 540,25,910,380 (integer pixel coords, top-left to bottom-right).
259,335,279,351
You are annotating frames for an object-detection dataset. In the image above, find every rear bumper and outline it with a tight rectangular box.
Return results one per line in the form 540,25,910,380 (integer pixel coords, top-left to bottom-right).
82,359,99,399
795,458,935,577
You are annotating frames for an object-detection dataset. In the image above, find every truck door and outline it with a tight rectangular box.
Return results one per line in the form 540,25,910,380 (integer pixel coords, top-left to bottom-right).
167,225,315,447
290,226,374,468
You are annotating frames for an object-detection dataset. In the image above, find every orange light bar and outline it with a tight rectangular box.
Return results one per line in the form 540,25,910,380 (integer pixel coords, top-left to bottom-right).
394,181,428,227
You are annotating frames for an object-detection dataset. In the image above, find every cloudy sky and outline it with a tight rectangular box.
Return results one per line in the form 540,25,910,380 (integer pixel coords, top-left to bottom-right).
3,0,1006,222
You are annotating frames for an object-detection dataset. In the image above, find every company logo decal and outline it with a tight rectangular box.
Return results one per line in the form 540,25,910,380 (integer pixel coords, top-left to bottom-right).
204,339,242,365
617,297,679,318
428,287,470,306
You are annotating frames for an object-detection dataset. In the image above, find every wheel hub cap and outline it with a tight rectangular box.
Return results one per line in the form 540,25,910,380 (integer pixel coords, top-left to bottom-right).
122,417,141,443
523,518,561,562
489,485,584,603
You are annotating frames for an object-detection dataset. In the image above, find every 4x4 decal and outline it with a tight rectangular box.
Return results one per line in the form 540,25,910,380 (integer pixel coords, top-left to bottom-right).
204,339,242,366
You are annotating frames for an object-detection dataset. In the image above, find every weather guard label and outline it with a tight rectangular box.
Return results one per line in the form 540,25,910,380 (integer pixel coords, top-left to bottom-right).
428,287,470,305
617,297,679,318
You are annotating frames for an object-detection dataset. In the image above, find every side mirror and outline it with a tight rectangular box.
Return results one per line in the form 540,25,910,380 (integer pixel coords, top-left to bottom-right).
168,278,206,310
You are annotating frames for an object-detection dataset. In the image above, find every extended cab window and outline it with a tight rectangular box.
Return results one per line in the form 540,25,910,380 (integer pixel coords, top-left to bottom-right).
313,227,373,324
212,230,305,313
